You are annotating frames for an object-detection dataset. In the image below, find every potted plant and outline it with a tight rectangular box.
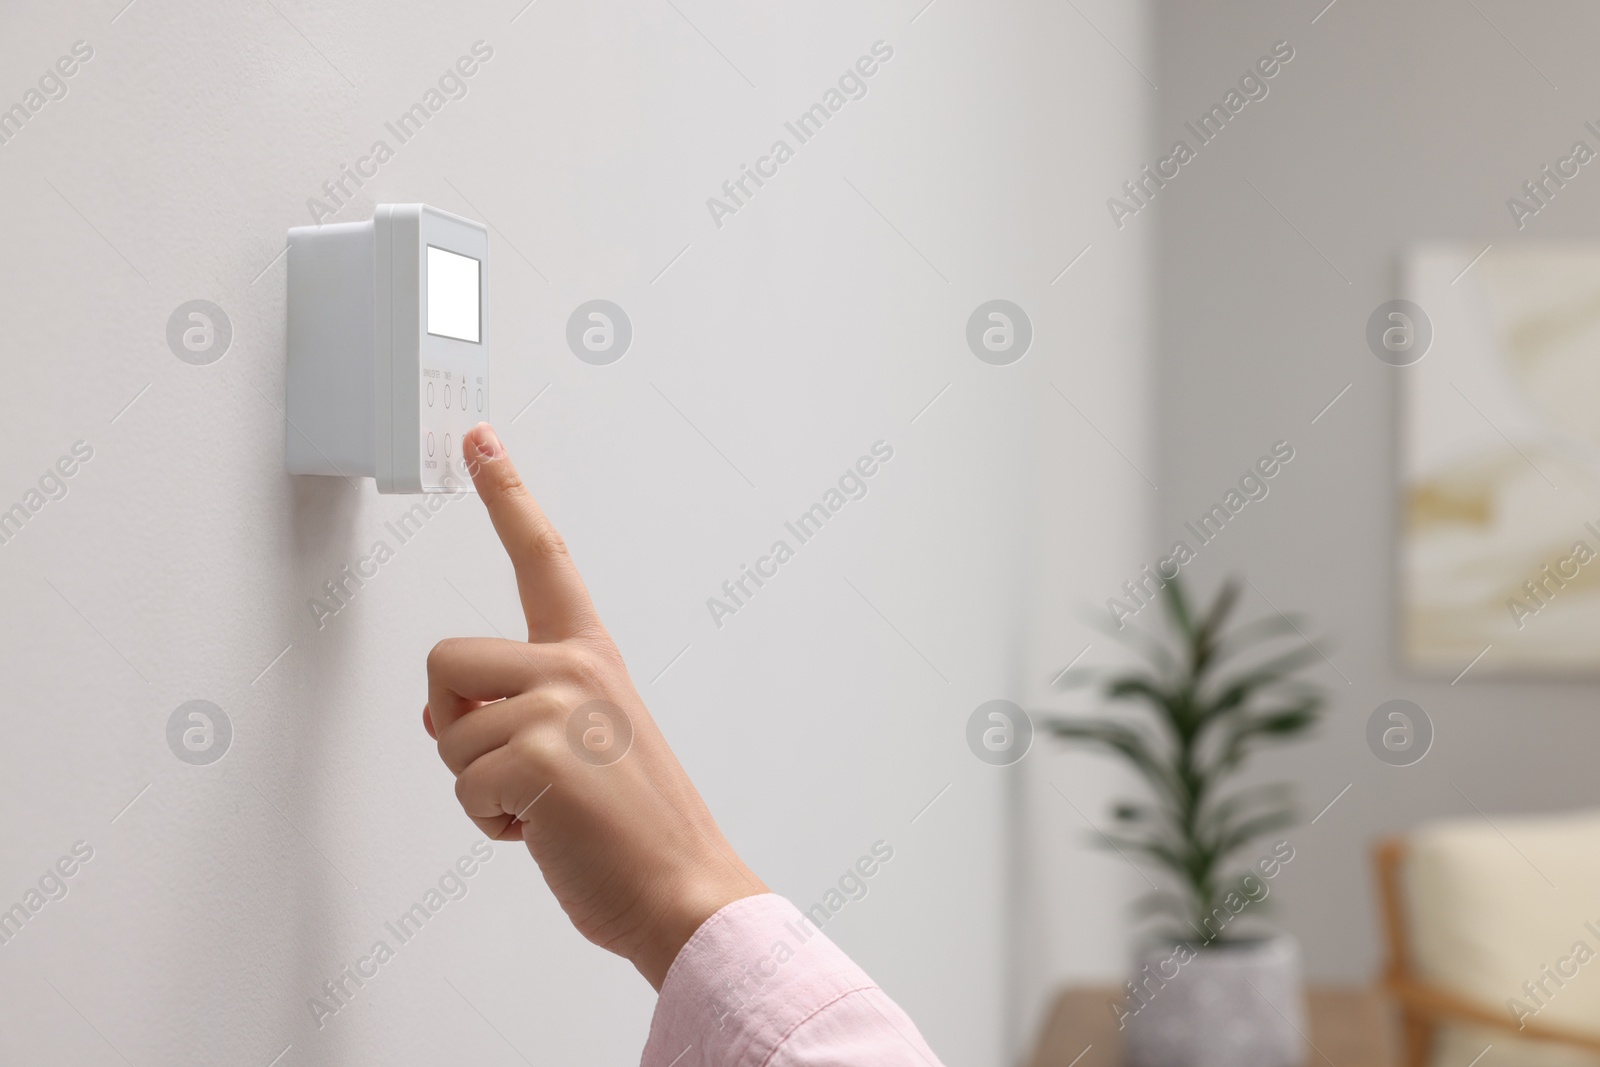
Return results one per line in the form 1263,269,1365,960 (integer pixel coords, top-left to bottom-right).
1048,577,1324,1067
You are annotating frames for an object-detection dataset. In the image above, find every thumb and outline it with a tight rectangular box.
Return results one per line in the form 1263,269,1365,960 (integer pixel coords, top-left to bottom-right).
463,423,597,642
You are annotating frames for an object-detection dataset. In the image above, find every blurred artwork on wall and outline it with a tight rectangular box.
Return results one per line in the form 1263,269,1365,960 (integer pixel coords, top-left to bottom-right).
1403,244,1600,674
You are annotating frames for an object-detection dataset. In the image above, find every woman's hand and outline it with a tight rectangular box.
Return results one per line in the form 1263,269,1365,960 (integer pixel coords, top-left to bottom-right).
423,423,766,989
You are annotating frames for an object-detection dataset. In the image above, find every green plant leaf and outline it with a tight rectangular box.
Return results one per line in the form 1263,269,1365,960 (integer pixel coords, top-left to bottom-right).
1198,646,1325,722
1112,802,1151,823
1211,614,1310,663
1105,675,1175,706
1079,605,1182,680
1212,703,1319,775
1162,579,1197,641
1200,783,1292,833
1098,833,1191,879
1045,718,1182,803
1210,808,1298,864
1198,580,1241,641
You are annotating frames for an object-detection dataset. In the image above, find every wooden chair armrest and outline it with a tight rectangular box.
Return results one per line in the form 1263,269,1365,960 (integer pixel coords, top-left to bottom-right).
1384,975,1600,1054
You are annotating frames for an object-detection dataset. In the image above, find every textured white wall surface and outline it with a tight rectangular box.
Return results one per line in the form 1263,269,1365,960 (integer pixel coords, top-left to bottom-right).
0,1,1148,1063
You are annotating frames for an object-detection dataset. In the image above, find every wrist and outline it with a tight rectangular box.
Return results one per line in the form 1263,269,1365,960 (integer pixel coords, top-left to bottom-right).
634,867,768,990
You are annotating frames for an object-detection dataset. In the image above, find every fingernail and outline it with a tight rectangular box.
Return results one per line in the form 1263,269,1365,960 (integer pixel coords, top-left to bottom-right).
474,423,502,458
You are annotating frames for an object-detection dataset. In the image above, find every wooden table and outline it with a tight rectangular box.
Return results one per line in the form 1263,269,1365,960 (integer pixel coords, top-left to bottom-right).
1027,986,1399,1067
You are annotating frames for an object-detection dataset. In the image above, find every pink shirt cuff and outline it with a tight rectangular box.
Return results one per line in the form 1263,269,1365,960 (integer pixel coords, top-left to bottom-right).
640,893,943,1067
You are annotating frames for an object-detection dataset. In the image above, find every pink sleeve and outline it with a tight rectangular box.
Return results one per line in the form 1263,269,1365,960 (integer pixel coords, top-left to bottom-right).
639,893,945,1067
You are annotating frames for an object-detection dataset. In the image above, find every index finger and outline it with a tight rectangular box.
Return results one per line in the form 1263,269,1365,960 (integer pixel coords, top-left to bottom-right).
463,423,599,643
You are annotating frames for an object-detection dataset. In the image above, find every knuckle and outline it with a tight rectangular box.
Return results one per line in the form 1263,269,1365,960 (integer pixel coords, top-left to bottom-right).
426,638,461,676
547,641,591,677
509,725,560,766
437,734,466,775
590,634,627,672
494,463,527,497
454,762,501,818
556,639,618,685
528,518,570,564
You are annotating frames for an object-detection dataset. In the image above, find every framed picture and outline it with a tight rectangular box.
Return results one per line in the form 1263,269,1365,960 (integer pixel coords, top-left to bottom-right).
1401,244,1600,674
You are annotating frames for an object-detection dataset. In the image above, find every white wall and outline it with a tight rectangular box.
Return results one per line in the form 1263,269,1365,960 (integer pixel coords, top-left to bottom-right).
1152,0,1600,983
0,1,1148,1064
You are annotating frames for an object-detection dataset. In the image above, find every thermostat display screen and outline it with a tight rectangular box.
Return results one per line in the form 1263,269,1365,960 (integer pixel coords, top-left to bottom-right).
426,246,481,343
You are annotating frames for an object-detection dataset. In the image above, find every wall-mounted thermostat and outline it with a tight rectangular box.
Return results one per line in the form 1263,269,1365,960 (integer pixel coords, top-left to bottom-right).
286,204,488,494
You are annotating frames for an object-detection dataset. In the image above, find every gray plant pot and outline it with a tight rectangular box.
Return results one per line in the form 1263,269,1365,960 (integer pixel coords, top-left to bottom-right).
1122,933,1305,1067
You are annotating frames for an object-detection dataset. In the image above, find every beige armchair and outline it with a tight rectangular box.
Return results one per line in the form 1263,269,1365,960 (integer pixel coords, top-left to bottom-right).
1375,813,1600,1067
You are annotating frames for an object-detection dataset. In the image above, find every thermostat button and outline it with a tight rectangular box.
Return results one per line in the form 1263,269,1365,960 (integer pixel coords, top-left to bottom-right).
426,432,435,456
427,382,434,406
